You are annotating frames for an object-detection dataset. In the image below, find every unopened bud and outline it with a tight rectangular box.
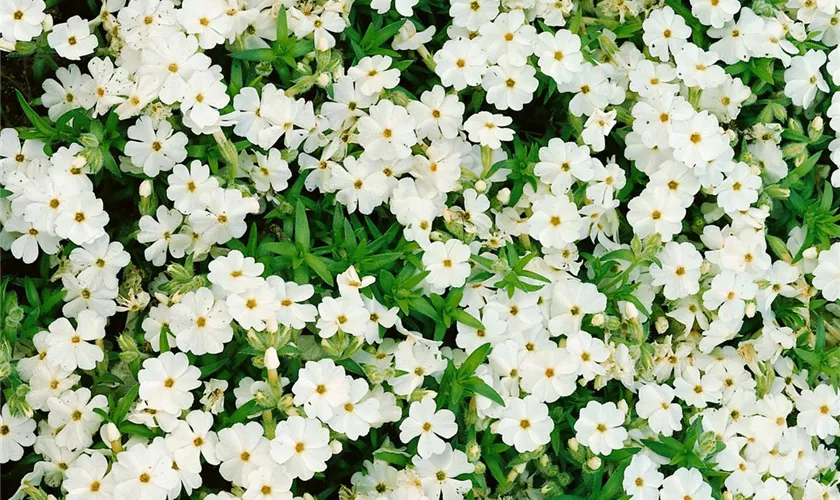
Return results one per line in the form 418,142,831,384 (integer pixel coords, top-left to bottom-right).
617,400,628,414
803,247,819,260
655,316,669,334
329,440,343,454
474,179,487,193
587,456,602,469
104,422,121,442
591,313,605,327
623,302,639,320
809,116,824,142
467,441,481,461
139,180,152,197
264,347,280,370
496,188,511,205
568,438,579,452
316,73,330,87
745,302,756,318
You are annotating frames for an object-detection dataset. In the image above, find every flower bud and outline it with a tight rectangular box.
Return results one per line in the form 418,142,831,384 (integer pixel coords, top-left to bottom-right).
568,438,579,452
623,302,639,320
474,179,487,193
467,441,481,461
655,316,669,334
591,313,605,327
745,302,756,318
139,180,152,197
496,188,511,205
264,347,280,370
316,73,331,87
104,422,121,442
617,400,628,414
586,456,602,470
803,246,819,260
809,116,824,142
330,440,343,454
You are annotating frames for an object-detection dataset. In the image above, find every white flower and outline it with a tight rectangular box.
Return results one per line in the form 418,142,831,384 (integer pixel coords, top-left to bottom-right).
623,454,664,500
702,270,757,322
643,6,691,61
1,0,46,43
125,116,188,177
690,0,739,28
713,162,761,212
785,50,829,108
227,280,279,332
674,366,723,408
216,422,273,487
176,0,232,50
356,100,417,161
813,242,840,301
482,57,538,111
292,359,351,421
47,16,97,60
449,0,499,30
348,55,401,96
528,194,582,249
139,31,211,104
796,384,840,439
41,64,95,121
574,401,628,455
534,138,594,195
182,70,231,130
167,160,219,214
327,378,380,440
0,403,36,463
477,10,536,66
166,410,220,472
674,43,726,89
412,444,475,500
268,276,317,329
138,351,202,414
649,241,703,300
626,189,685,242
422,239,472,290
534,30,583,85
44,310,105,371
330,155,389,214
520,347,578,402
635,383,683,436
496,396,553,452
270,416,332,480
64,452,113,500
316,295,368,339
434,39,488,91
46,387,107,451
138,206,191,266
660,468,714,500
400,397,458,458
110,441,180,500
188,188,259,246
582,108,617,152
244,465,293,500
407,85,465,140
170,287,234,355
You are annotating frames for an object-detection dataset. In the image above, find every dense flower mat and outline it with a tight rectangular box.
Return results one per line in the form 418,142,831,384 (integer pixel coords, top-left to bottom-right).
1,0,840,498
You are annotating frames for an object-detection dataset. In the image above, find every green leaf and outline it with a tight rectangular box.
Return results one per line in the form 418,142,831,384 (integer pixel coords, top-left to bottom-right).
304,253,333,285
229,48,277,62
782,151,821,188
276,6,289,42
451,309,485,331
119,422,160,439
295,200,310,252
458,343,492,379
463,377,506,406
16,90,55,136
113,384,140,424
262,241,298,257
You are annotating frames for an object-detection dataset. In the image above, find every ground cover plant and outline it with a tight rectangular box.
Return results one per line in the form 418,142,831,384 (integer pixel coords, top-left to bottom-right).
1,0,840,498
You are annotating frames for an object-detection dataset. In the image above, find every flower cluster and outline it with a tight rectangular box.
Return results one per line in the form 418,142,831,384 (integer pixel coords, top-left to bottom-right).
1,0,840,499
